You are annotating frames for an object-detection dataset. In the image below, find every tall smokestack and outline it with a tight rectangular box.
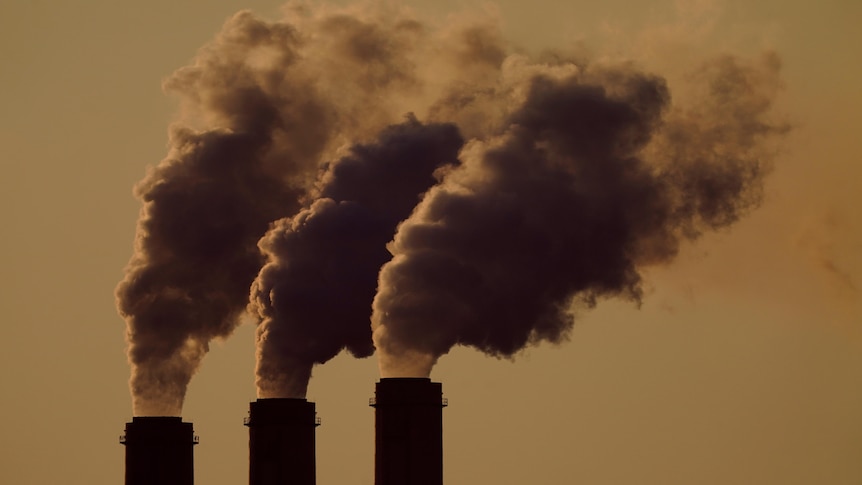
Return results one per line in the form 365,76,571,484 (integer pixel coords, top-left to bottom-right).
246,398,320,485
371,378,447,485
120,417,198,485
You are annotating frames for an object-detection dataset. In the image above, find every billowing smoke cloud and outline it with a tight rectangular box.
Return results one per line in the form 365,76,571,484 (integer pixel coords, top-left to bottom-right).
372,53,788,377
115,12,324,416
250,117,463,398
118,1,787,410
115,5,439,415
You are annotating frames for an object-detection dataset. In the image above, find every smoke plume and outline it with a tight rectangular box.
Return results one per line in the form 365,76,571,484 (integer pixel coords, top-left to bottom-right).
115,12,323,416
250,117,463,398
117,1,787,409
372,53,787,377
115,5,436,415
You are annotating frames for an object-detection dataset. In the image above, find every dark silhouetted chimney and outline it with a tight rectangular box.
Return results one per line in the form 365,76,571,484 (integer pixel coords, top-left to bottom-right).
121,416,198,485
246,398,320,485
371,378,447,485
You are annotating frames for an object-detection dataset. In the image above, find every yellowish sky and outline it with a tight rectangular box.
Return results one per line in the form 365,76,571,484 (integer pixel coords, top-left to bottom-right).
0,0,860,484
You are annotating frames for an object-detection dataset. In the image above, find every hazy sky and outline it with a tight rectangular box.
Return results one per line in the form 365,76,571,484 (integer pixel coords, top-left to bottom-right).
1,1,860,484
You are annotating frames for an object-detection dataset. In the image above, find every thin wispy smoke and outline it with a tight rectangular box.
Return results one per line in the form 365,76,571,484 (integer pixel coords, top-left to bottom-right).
117,1,786,410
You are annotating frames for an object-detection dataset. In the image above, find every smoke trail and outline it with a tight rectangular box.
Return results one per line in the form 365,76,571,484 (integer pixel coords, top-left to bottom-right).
372,53,788,377
250,117,463,398
115,5,435,415
240,5,531,398
118,0,787,407
114,12,327,416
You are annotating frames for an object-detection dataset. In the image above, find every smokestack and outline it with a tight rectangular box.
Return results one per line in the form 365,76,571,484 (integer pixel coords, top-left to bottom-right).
120,417,198,485
371,378,447,485
246,398,320,485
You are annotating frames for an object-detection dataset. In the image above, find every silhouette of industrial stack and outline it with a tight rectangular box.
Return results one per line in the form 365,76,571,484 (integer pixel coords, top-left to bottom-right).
371,378,447,485
121,379,447,485
121,416,198,485
245,398,320,485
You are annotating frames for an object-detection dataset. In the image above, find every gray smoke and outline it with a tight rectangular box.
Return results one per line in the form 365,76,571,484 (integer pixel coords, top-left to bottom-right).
250,116,463,398
116,1,787,409
115,12,329,416
372,53,788,376
115,6,435,415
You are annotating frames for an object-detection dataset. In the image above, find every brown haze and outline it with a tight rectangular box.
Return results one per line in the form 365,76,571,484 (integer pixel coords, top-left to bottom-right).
115,2,786,413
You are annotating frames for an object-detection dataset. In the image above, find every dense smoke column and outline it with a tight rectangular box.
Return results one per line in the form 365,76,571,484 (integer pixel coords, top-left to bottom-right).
250,118,464,398
115,12,337,416
114,2,507,414
116,0,787,409
372,55,787,376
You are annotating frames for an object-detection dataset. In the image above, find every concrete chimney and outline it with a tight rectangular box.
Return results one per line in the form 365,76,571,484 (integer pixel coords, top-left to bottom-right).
245,398,320,485
371,378,447,485
120,416,198,485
